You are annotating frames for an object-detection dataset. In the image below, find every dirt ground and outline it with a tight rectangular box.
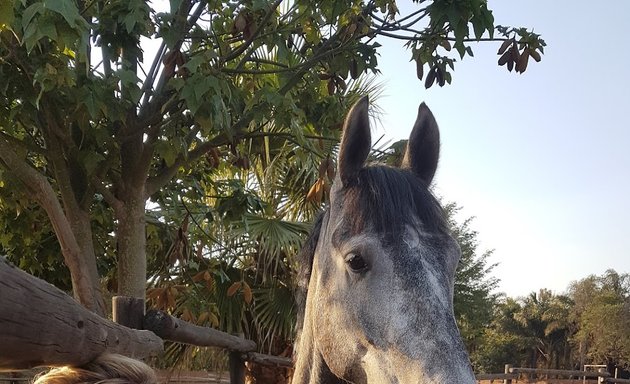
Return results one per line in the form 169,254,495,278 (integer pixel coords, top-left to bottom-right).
157,370,229,384
156,372,598,384
156,372,600,384
478,380,597,384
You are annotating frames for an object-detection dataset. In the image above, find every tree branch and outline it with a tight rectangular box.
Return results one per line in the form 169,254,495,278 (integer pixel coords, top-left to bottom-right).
91,175,124,215
221,0,283,63
37,103,83,216
0,137,104,314
145,140,216,198
0,130,44,155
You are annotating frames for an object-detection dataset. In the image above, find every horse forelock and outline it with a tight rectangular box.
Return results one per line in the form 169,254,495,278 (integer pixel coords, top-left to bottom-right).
341,165,447,243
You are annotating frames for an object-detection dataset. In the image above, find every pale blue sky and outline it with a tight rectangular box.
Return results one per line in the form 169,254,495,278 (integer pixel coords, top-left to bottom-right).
375,1,630,297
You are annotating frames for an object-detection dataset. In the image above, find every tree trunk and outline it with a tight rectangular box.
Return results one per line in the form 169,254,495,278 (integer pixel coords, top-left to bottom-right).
116,187,147,299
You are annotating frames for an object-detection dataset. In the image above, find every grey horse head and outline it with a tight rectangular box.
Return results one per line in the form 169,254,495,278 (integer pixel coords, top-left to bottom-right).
292,97,476,384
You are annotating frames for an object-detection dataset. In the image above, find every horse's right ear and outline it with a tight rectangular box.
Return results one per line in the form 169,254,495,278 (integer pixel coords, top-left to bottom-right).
401,102,440,185
338,96,371,187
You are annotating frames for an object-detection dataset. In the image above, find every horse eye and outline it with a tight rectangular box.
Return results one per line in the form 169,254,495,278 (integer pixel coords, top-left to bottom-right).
345,253,368,272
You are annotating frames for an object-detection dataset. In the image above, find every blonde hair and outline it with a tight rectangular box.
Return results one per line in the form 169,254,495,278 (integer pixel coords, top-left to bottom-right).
33,354,157,384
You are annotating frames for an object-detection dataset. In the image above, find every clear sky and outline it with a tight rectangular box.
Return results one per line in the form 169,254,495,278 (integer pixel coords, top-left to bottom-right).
374,1,630,298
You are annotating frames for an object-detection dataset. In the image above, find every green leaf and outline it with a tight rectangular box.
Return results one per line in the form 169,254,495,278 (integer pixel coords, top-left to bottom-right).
22,2,44,28
155,140,178,167
472,14,485,40
43,0,85,29
483,9,495,39
0,1,15,26
454,40,466,59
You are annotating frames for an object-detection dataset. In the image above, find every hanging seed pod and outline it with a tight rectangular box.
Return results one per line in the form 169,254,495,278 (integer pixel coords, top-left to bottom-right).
529,49,542,62
327,79,336,95
498,39,512,55
498,50,511,66
350,59,359,79
416,59,424,80
424,67,436,89
436,67,445,87
516,50,529,73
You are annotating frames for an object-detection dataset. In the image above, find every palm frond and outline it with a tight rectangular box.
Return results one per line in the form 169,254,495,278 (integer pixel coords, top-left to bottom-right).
251,283,296,353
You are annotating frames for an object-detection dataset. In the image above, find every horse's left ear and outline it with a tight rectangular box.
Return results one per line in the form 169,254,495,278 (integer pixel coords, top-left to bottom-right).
338,96,371,187
401,102,440,185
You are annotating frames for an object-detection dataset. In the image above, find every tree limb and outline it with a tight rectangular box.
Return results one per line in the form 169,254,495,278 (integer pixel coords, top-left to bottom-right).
0,136,104,314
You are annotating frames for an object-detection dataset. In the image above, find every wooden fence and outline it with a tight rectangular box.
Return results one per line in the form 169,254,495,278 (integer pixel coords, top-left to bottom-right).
476,365,630,384
0,257,290,383
3,257,630,384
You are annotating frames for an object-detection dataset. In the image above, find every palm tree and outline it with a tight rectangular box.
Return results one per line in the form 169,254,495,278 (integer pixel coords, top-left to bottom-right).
145,77,385,378
515,289,574,369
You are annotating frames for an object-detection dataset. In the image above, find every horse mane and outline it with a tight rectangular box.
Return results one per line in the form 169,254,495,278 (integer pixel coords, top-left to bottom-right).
295,210,325,339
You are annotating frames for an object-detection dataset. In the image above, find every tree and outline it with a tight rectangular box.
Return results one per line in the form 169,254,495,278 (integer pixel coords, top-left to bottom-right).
515,289,574,369
569,270,630,369
471,289,575,373
444,203,500,356
473,297,530,373
0,0,545,318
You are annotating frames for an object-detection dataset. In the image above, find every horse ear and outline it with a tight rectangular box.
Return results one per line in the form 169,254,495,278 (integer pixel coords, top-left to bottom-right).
401,102,440,185
338,96,371,186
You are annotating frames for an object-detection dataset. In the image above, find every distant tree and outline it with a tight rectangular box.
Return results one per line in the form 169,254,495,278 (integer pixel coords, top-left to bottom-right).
472,297,530,373
515,289,574,369
569,270,630,369
444,203,500,356
472,290,575,373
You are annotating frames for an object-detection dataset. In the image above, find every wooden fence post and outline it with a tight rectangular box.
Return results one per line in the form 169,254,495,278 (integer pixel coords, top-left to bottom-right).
229,351,245,384
112,296,145,329
503,364,512,384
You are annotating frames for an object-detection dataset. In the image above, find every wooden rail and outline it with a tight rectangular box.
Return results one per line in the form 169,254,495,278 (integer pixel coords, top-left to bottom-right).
605,379,630,384
0,257,163,371
474,365,630,384
0,256,290,384
510,366,610,378
144,310,256,353
5,256,628,384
